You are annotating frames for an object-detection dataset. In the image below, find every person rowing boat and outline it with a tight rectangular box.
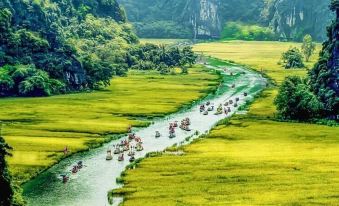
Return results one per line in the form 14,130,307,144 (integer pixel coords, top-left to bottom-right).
106,149,113,160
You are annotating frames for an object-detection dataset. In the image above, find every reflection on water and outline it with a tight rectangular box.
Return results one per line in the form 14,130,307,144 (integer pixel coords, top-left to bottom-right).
23,66,266,206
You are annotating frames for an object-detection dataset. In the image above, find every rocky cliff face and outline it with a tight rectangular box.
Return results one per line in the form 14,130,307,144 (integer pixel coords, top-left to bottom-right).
269,0,332,41
119,0,333,41
185,0,221,39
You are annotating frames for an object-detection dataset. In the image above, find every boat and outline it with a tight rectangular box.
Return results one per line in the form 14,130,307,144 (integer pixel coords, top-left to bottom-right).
129,156,135,162
155,131,161,138
123,146,129,152
207,106,214,111
203,111,208,115
136,144,144,151
228,107,231,112
206,101,210,106
229,100,233,104
106,150,113,160
71,165,78,174
128,150,135,156
169,132,176,138
173,121,178,127
200,105,205,112
231,84,235,88
234,103,238,107
128,133,135,140
236,97,240,102
77,161,83,169
224,102,229,106
114,147,121,154
60,174,69,183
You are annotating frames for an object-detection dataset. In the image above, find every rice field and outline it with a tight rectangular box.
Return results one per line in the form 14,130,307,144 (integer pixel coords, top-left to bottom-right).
113,41,339,205
194,41,321,84
0,66,219,184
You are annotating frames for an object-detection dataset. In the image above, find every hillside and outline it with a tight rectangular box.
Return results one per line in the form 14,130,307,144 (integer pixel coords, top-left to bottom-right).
0,0,137,97
118,0,332,41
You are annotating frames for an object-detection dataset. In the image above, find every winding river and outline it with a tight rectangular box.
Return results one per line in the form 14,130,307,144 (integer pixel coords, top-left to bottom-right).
23,63,267,206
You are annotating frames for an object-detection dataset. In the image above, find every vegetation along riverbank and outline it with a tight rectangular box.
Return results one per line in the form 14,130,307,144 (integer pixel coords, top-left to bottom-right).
111,40,339,205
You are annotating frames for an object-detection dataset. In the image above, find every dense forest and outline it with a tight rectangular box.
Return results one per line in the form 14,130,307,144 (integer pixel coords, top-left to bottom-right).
0,0,136,96
275,1,339,120
0,0,196,97
118,0,332,41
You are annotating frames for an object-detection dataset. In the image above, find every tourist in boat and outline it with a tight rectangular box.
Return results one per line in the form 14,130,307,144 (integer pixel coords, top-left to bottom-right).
215,105,223,115
118,153,124,161
77,161,83,169
236,97,240,102
136,143,144,151
206,101,210,106
228,107,231,112
71,165,78,174
200,105,205,112
224,108,228,115
129,155,135,162
106,149,113,160
229,100,233,104
234,103,238,107
185,118,191,125
114,146,121,154
231,84,235,88
224,102,229,106
244,92,248,97
203,110,208,115
173,121,178,127
62,175,69,183
128,133,135,140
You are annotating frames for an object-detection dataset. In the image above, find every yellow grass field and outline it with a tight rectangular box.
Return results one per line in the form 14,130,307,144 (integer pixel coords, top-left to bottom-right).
0,66,218,184
194,41,321,84
113,41,339,205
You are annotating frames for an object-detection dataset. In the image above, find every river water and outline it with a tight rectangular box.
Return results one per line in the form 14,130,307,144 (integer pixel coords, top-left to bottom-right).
23,64,266,206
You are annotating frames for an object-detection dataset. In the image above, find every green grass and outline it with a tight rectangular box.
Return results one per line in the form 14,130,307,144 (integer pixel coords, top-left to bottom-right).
113,41,339,205
0,66,219,184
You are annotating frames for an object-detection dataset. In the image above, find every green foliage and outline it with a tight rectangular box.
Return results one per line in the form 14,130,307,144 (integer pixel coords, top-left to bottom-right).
275,76,323,120
221,22,277,41
126,44,197,74
281,47,305,69
0,136,14,206
0,65,65,97
0,0,138,97
301,34,316,62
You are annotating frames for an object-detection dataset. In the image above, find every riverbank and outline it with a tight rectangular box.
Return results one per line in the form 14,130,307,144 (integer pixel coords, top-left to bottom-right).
112,41,339,205
1,65,219,185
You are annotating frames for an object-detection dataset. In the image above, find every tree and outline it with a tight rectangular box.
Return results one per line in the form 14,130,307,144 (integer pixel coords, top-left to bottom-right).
309,0,339,117
301,34,316,62
0,131,14,206
274,76,323,120
281,47,305,69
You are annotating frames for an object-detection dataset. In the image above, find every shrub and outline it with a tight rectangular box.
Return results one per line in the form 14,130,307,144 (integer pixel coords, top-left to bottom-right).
275,76,323,120
281,47,305,69
221,22,277,41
